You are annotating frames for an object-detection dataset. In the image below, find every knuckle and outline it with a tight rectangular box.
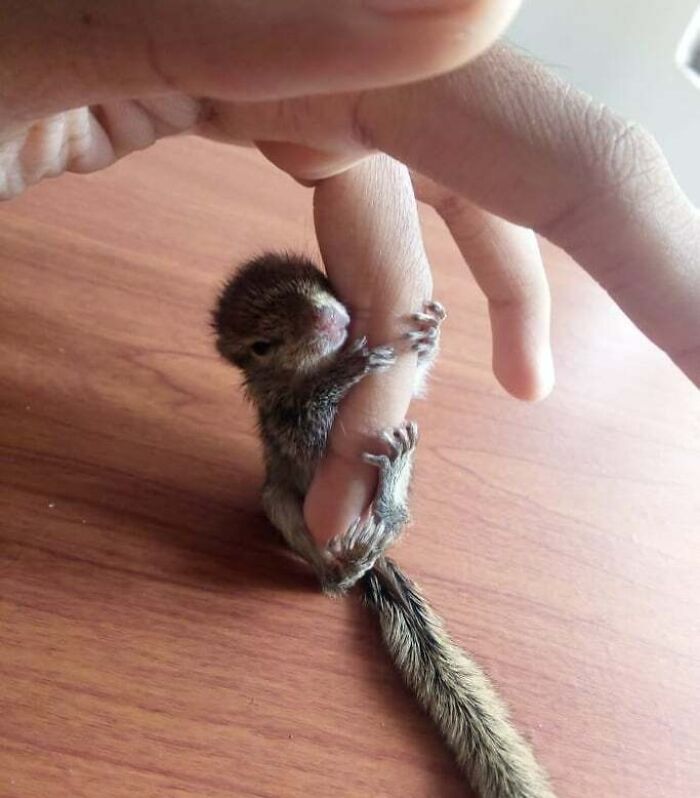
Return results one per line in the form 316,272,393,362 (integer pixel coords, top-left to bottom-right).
542,100,672,253
581,101,666,191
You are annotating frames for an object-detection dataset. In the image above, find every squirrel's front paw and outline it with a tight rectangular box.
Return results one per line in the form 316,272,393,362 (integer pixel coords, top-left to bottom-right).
403,300,446,361
343,336,397,375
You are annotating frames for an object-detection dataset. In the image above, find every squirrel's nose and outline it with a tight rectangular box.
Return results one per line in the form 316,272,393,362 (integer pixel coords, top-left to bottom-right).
313,303,350,334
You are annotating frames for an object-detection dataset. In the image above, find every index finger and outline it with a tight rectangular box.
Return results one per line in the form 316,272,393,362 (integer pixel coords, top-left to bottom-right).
304,156,432,543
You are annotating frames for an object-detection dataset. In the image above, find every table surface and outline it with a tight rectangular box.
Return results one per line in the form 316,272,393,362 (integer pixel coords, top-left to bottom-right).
1,139,698,798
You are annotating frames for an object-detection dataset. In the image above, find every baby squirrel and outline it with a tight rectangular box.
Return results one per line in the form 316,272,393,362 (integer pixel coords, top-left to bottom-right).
213,252,555,798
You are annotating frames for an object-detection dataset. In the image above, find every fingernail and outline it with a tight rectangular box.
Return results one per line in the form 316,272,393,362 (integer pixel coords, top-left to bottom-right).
366,0,471,14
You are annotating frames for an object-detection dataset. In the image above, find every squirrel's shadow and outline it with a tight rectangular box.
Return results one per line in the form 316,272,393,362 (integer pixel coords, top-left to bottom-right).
20,388,468,798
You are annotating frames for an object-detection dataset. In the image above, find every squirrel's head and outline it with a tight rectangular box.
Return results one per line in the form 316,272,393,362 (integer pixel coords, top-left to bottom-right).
213,253,350,379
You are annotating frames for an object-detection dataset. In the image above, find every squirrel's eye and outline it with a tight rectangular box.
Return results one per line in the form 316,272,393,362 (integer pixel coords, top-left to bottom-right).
251,340,273,356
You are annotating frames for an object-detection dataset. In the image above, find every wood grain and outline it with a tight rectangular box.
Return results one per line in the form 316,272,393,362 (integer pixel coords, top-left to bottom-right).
1,139,698,798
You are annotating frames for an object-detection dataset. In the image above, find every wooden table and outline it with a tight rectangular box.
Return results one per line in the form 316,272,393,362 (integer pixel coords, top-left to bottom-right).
1,139,698,798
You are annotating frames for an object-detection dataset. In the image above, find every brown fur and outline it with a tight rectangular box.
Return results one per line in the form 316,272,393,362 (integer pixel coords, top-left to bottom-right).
213,252,555,798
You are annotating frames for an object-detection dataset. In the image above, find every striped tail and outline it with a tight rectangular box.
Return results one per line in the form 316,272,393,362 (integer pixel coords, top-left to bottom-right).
363,557,556,798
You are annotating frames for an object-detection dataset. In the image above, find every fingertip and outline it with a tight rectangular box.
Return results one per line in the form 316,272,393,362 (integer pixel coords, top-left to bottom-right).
527,343,556,401
493,342,555,402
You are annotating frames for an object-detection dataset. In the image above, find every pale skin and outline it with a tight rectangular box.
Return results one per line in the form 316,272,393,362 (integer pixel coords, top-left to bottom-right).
2,1,698,544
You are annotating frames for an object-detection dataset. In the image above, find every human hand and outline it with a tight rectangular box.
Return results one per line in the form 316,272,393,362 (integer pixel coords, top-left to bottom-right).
0,0,535,546
2,6,698,545
228,46,699,541
217,45,698,541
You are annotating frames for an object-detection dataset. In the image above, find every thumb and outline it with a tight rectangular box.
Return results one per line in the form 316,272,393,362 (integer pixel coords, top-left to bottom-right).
4,0,520,123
